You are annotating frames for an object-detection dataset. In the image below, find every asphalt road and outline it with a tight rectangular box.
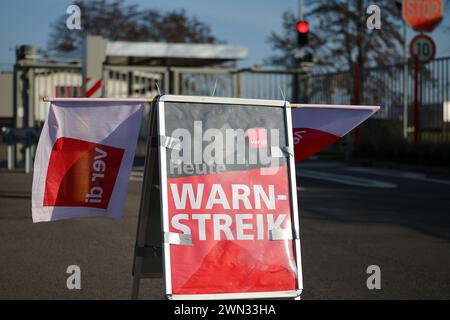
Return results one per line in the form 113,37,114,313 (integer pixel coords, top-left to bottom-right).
0,162,449,299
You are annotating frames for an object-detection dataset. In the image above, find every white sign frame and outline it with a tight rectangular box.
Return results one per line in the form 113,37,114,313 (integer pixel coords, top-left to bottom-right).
156,95,303,300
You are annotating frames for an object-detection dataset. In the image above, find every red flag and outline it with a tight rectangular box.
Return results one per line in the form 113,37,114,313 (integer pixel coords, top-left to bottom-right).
292,104,379,162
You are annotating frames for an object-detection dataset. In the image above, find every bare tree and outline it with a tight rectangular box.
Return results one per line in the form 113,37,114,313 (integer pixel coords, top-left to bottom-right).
47,0,219,54
267,0,403,71
267,0,405,105
442,0,450,31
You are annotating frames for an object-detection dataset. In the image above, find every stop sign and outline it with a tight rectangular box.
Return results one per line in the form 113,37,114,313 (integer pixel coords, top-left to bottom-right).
403,0,444,32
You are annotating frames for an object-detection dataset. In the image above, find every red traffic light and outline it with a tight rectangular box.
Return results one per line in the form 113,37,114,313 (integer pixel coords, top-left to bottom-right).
296,21,309,33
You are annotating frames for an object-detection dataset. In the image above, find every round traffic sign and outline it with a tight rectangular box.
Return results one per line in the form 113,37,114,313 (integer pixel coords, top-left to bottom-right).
409,34,436,63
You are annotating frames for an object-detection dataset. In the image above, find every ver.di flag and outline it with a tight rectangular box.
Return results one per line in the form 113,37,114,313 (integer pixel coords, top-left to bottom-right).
292,104,379,162
32,100,143,223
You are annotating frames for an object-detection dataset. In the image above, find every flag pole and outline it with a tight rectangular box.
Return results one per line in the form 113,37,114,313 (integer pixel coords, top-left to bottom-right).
291,103,379,111
42,96,156,103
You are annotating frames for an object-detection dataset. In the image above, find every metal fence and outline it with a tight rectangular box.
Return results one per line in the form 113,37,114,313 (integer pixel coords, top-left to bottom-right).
103,65,168,98
306,58,450,144
13,64,82,127
171,67,297,102
16,58,449,138
4,56,450,169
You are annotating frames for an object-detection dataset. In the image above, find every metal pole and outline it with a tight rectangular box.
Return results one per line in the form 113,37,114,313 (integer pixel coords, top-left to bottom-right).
353,62,361,147
402,21,408,140
25,146,32,174
7,145,15,170
299,0,304,20
43,97,155,103
232,72,242,98
292,72,300,103
413,57,420,144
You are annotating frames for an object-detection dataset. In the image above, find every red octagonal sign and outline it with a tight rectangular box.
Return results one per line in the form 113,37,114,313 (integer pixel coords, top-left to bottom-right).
403,0,444,32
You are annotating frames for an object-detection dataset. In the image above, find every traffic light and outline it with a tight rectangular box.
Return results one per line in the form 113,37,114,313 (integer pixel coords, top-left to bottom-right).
296,20,309,47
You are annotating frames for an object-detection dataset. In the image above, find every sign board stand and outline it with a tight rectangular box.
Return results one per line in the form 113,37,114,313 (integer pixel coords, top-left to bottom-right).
131,100,164,299
131,95,303,300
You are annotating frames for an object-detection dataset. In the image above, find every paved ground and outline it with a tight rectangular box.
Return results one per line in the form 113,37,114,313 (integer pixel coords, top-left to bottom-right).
0,161,449,299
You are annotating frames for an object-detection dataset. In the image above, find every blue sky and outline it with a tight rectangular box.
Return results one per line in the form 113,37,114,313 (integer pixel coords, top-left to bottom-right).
1,0,449,71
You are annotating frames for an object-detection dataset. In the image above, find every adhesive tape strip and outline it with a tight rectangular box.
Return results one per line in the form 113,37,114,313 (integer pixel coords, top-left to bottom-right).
164,232,193,246
160,135,181,150
271,146,293,158
268,228,293,241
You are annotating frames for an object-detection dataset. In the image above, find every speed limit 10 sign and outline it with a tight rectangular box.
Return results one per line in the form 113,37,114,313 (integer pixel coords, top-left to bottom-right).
409,34,436,63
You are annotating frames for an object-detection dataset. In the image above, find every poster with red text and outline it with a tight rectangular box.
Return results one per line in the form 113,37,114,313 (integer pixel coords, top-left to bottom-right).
157,96,302,299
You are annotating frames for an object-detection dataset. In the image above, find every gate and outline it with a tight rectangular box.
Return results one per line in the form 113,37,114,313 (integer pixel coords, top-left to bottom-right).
173,67,299,101
6,57,450,170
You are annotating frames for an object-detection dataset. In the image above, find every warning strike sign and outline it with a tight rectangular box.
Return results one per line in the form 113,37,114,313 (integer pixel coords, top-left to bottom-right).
158,97,302,299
